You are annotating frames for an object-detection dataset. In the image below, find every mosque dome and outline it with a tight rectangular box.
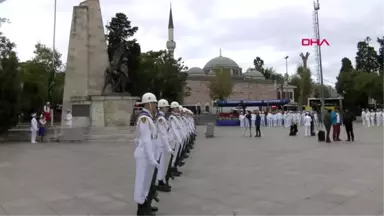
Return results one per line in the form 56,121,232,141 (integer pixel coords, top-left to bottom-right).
203,56,240,71
188,67,205,74
243,68,265,80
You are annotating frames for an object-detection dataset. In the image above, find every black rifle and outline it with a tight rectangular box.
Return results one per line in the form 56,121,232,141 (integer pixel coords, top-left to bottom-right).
175,145,182,166
148,155,161,204
165,150,175,183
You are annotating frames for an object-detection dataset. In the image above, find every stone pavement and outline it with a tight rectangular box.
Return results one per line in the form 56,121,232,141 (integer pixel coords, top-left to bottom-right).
0,124,382,215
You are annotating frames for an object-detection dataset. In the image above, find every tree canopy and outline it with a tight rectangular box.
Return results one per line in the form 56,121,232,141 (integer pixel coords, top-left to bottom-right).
105,13,188,100
253,56,284,81
335,36,383,112
208,68,233,100
0,19,21,133
138,50,188,102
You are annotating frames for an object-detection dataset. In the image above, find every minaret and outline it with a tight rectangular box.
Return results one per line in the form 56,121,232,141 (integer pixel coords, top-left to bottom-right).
166,3,176,58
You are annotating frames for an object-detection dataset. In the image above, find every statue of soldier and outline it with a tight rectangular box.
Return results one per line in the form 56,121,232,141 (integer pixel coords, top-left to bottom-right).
116,57,130,93
102,62,118,94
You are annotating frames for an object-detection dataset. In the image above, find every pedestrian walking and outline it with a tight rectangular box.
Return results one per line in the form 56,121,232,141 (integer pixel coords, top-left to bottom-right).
255,111,261,137
243,110,252,137
323,109,332,143
342,109,355,142
38,114,47,142
332,108,341,141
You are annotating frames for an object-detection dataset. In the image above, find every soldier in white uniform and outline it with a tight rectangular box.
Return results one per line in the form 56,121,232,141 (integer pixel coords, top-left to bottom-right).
133,92,160,215
154,99,174,193
361,109,366,126
277,111,283,127
168,102,184,177
30,113,38,143
239,112,245,128
370,109,375,127
365,109,371,127
376,109,382,127
177,106,189,166
382,110,384,126
260,111,265,126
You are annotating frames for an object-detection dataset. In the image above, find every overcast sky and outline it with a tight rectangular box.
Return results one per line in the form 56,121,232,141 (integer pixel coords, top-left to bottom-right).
0,0,383,85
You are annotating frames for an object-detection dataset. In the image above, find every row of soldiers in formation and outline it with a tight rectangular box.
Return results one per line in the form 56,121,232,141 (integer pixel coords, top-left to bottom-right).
239,110,320,128
361,109,384,127
134,92,196,215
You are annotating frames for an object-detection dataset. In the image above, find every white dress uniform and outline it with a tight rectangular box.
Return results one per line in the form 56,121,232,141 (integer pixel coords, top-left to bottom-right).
304,114,312,136
30,113,38,143
169,112,183,168
376,110,381,126
154,111,174,183
370,110,375,127
366,110,371,127
133,94,159,206
239,114,245,128
361,110,366,126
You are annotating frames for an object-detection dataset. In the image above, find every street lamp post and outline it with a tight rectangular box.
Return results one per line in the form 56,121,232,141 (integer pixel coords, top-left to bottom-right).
284,56,289,84
50,0,57,127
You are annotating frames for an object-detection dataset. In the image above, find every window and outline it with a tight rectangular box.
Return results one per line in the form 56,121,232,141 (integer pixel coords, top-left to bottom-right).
289,92,293,99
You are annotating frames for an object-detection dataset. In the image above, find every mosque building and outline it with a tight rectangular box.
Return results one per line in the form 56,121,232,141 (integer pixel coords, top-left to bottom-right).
165,5,296,108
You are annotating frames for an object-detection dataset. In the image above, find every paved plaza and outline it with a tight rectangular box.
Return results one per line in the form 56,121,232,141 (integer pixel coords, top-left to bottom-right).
0,124,382,215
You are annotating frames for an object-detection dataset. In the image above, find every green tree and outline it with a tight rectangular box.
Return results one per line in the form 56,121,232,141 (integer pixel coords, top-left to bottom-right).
312,83,330,98
31,42,63,103
297,52,312,110
0,28,21,133
335,57,354,95
296,66,312,109
106,13,141,95
377,37,384,74
138,50,188,102
355,37,380,73
288,75,302,103
208,67,233,100
18,43,64,117
335,61,364,110
252,57,284,81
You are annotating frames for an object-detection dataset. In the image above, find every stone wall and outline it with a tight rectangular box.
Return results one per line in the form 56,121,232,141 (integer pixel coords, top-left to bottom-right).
90,96,139,127
184,79,277,105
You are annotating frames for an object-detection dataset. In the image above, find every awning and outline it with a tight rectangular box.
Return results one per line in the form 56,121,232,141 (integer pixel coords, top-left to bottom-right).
216,99,291,107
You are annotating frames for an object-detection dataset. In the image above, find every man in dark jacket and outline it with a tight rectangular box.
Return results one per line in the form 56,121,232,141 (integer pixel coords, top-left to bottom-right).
323,109,332,143
342,109,355,141
243,110,252,137
255,112,261,137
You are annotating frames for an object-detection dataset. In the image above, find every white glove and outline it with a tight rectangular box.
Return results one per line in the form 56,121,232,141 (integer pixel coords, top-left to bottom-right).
168,148,175,155
150,160,159,168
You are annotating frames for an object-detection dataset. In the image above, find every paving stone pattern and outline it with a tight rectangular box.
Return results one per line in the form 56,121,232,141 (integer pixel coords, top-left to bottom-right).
0,124,382,215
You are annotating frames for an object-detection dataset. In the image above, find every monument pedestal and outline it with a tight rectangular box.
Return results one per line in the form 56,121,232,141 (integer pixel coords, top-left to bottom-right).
70,95,139,128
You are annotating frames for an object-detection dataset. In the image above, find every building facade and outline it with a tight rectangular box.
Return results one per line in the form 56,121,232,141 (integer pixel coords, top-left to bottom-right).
165,5,296,108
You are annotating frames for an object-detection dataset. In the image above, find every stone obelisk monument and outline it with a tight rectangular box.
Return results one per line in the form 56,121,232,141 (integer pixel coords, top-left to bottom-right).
62,0,138,128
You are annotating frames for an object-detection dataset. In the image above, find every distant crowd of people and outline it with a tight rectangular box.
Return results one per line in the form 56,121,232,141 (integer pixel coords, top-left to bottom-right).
238,107,362,143
239,110,319,137
361,109,384,127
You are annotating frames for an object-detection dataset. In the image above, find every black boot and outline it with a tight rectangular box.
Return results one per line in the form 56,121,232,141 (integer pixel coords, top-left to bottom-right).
137,203,145,215
157,180,171,192
144,200,156,216
171,167,182,176
165,180,172,189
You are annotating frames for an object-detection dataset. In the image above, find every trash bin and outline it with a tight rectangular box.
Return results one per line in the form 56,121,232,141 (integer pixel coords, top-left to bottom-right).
205,123,214,138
